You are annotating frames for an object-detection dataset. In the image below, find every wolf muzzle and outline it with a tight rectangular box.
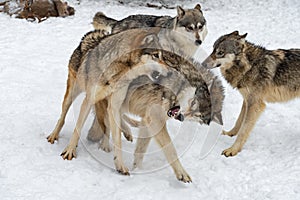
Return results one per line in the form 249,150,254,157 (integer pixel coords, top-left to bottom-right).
201,56,215,69
167,106,184,122
195,39,202,46
202,116,211,125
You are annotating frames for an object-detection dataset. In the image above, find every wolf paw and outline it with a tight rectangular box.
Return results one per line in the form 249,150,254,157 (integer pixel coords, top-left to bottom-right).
61,146,77,160
176,171,192,183
47,133,58,144
221,146,240,157
222,130,238,137
115,158,130,175
123,132,133,142
99,140,112,153
116,165,130,176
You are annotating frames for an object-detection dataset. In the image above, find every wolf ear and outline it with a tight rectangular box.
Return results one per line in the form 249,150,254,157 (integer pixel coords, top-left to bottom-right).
194,4,201,11
240,33,248,39
212,112,223,125
177,6,185,18
239,33,248,44
232,31,239,35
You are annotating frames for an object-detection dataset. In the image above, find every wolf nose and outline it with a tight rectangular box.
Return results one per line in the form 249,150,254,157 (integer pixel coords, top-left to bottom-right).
203,117,211,125
195,40,202,46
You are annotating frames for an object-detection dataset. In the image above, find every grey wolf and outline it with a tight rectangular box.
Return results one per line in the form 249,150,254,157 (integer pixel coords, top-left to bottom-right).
47,28,171,174
92,4,208,46
87,3,209,143
88,51,225,182
202,31,300,157
47,28,223,177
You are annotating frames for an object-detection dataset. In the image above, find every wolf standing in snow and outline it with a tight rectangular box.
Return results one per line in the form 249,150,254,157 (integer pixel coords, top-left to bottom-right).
203,31,300,157
92,4,208,46
47,27,223,178
88,3,210,142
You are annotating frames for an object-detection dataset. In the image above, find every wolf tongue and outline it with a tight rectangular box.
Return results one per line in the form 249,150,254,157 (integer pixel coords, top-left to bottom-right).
167,106,180,117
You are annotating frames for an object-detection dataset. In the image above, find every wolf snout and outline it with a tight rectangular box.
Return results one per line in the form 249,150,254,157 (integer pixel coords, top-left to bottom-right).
195,40,202,46
203,116,211,125
201,57,214,69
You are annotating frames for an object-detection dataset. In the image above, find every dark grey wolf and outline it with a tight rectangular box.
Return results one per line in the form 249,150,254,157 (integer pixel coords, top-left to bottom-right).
202,31,300,157
92,4,207,46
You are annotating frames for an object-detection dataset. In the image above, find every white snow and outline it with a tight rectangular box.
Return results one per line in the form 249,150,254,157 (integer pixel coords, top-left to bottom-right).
1,0,299,199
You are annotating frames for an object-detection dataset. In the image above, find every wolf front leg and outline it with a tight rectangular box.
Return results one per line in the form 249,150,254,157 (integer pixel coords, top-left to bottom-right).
154,124,192,183
61,97,92,160
223,100,246,137
47,72,80,143
222,99,266,157
133,126,152,169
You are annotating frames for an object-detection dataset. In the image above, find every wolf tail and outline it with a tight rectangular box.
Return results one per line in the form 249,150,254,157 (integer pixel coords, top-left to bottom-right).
92,12,117,33
122,114,143,128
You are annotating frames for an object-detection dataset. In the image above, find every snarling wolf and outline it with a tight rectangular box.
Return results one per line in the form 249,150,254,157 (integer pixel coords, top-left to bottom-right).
88,51,224,182
47,28,224,178
92,4,208,46
203,31,300,157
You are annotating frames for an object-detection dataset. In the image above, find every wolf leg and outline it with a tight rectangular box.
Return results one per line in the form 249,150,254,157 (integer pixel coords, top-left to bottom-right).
87,100,107,142
121,119,133,142
99,110,112,153
133,126,151,169
61,97,92,160
47,73,80,143
108,97,129,175
154,125,192,183
222,99,266,157
87,116,103,142
223,100,246,137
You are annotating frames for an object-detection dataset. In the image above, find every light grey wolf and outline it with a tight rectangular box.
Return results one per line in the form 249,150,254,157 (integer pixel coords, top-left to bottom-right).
92,4,208,46
89,50,225,182
87,3,209,144
47,28,171,173
47,28,223,177
202,31,300,157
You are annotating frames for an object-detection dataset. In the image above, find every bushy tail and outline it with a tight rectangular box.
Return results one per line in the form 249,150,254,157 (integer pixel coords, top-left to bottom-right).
92,12,117,33
122,114,143,127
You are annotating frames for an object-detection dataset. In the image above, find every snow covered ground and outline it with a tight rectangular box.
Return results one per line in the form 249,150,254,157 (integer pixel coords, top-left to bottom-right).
0,0,299,199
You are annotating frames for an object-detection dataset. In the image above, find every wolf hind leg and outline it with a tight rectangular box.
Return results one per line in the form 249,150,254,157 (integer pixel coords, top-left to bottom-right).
87,100,108,142
108,94,130,175
154,124,192,183
47,73,80,144
133,126,151,169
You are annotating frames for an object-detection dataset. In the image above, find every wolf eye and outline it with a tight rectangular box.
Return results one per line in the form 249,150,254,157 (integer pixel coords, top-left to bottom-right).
195,113,203,118
191,99,198,109
152,52,160,59
186,26,193,32
217,50,224,57
191,100,196,106
198,25,203,29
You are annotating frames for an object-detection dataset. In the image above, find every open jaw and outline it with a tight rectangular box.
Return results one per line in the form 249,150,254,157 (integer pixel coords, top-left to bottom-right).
167,105,184,121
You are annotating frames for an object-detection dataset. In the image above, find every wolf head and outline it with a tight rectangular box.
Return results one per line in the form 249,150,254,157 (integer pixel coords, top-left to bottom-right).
171,82,211,125
174,4,208,46
202,31,248,69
